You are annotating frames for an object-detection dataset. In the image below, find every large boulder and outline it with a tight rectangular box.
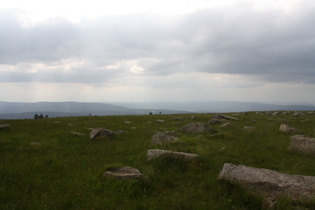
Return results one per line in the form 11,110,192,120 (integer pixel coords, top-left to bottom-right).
90,128,114,139
147,149,199,161
218,163,315,207
180,123,217,134
279,124,299,134
289,135,315,154
151,132,178,144
103,166,143,180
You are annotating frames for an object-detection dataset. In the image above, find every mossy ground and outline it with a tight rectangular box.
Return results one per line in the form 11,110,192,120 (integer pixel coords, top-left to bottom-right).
1,111,315,209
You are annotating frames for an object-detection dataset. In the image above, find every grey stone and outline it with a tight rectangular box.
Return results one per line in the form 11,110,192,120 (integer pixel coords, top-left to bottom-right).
289,135,315,154
90,128,114,139
279,124,299,134
30,142,41,146
124,121,131,124
243,126,256,131
180,123,217,134
220,122,232,128
0,124,10,129
151,132,178,144
293,112,305,117
218,163,315,208
103,166,143,180
156,119,165,123
114,130,124,134
147,149,199,161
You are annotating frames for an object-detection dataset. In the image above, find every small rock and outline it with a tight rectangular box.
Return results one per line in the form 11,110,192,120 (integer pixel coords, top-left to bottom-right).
103,166,143,180
90,128,114,139
191,115,197,120
289,135,315,154
214,114,239,121
54,121,60,124
293,112,304,117
124,121,131,124
130,127,136,130
279,124,299,134
243,126,256,131
68,123,74,127
114,130,124,134
0,124,10,129
147,149,199,161
156,119,165,123
173,122,181,126
30,142,41,146
172,117,184,120
220,122,232,128
151,132,178,144
180,123,217,134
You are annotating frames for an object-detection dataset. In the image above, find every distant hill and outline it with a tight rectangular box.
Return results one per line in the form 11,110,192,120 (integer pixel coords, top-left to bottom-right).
0,101,188,119
0,101,314,119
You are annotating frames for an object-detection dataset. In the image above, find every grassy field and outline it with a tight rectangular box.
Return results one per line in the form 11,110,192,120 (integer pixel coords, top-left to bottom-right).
1,111,315,209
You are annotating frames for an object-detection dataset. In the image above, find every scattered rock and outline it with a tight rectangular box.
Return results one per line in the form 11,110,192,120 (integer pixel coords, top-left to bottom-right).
208,118,225,124
172,117,184,120
147,149,199,161
124,121,131,124
90,128,114,139
279,124,299,134
272,112,279,115
191,115,197,120
54,121,60,124
220,122,232,128
180,123,217,134
130,127,136,130
243,126,256,131
103,166,143,180
164,130,177,135
213,114,239,121
68,123,74,127
114,130,124,134
293,112,304,117
289,135,315,154
156,119,165,123
173,122,182,126
218,163,315,208
151,132,178,144
301,119,309,123
71,132,86,136
30,142,41,146
0,124,10,129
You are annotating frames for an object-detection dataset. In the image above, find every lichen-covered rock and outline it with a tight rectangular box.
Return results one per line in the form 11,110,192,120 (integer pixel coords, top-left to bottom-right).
90,128,114,139
151,132,178,144
289,135,315,154
147,149,199,161
218,163,315,208
180,123,217,134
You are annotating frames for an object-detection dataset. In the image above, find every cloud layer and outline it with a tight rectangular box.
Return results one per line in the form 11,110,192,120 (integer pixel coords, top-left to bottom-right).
1,2,315,103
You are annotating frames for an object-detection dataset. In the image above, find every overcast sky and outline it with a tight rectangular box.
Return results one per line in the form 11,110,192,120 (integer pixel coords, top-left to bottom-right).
1,0,315,104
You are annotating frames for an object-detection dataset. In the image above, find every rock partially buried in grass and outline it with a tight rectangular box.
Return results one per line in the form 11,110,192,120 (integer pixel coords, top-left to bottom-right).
147,149,199,161
151,132,178,144
289,135,315,154
90,128,114,139
180,123,217,134
279,124,299,134
213,114,239,121
0,124,10,129
103,166,143,180
218,163,315,208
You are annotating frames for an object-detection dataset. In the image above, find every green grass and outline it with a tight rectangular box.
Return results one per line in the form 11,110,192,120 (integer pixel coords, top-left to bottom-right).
1,112,315,209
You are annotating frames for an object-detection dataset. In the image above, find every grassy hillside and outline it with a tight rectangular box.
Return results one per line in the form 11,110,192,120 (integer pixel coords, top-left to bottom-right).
1,111,315,209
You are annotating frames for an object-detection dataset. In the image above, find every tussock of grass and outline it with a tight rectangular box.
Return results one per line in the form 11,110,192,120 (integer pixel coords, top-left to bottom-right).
1,112,315,209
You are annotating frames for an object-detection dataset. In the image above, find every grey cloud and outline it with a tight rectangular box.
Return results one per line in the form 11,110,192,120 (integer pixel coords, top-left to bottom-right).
1,5,315,84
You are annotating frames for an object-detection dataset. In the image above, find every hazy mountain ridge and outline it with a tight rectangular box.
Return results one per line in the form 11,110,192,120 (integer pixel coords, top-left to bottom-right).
0,101,315,119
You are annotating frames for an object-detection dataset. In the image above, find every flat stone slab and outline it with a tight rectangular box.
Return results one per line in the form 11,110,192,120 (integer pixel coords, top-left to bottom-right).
214,114,239,121
103,166,143,179
147,149,199,161
218,163,315,207
289,135,315,154
90,128,114,139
